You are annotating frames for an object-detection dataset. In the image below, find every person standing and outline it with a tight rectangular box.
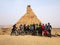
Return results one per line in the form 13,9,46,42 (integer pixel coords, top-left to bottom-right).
19,24,25,35
32,24,36,35
44,24,48,36
47,23,52,37
18,24,22,35
38,24,42,36
29,24,34,34
26,25,29,34
42,24,45,36
35,24,39,35
24,24,27,34
11,24,17,35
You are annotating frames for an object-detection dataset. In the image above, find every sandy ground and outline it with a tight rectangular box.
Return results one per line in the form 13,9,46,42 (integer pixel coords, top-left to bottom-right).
0,35,60,45
0,28,60,45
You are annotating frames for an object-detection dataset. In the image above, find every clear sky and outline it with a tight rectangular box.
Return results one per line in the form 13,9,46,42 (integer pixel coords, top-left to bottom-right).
0,0,60,28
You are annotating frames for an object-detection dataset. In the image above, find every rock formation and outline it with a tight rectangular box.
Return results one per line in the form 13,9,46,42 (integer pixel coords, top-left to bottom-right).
16,5,41,28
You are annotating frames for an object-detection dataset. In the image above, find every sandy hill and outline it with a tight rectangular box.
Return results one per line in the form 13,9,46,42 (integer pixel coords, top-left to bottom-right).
16,5,41,28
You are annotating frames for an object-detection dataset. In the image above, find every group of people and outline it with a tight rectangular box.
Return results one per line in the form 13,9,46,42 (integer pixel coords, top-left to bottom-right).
11,23,52,37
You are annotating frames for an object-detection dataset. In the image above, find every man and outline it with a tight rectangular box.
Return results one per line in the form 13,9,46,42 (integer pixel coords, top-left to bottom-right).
38,24,42,36
47,23,52,37
44,24,48,36
11,24,17,35
29,24,35,35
